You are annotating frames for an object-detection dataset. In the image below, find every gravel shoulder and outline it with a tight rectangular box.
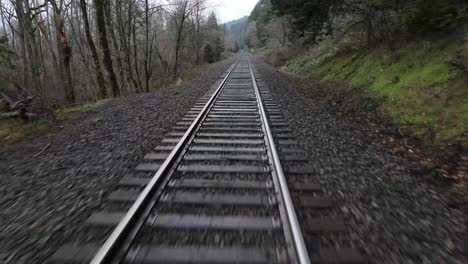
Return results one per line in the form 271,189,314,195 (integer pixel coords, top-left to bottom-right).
0,59,233,264
252,57,467,264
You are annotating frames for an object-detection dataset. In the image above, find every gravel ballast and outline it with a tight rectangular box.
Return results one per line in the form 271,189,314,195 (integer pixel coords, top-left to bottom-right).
0,60,233,264
252,57,466,264
1,55,466,264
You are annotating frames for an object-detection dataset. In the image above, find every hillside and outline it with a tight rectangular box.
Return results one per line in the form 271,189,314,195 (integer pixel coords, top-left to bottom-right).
284,41,468,146
242,0,467,154
224,16,249,39
224,16,249,50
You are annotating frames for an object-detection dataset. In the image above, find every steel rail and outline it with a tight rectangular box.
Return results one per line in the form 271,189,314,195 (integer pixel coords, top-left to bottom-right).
248,59,311,264
90,58,240,264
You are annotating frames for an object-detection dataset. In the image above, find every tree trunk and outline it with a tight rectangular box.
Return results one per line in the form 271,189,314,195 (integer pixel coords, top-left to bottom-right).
366,12,375,49
16,0,42,95
281,19,287,47
459,0,468,42
104,0,125,92
93,0,120,97
0,0,11,64
193,1,202,65
173,1,188,80
144,0,150,92
131,17,143,92
14,0,31,87
50,0,75,103
79,0,107,98
117,0,139,93
155,43,170,74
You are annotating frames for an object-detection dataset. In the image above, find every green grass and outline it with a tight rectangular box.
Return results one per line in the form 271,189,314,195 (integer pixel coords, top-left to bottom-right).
0,119,51,147
284,41,468,145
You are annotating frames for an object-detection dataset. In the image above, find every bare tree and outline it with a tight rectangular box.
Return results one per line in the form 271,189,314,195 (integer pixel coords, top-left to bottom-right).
93,0,120,97
0,0,226,114
49,0,75,103
189,0,205,65
171,0,189,80
79,0,107,98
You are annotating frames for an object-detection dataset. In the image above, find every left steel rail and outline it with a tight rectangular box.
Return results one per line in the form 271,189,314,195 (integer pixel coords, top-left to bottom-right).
90,59,240,264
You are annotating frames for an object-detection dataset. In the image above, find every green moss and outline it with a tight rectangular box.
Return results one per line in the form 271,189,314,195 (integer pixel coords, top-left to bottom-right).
0,119,51,147
56,98,112,120
284,41,468,146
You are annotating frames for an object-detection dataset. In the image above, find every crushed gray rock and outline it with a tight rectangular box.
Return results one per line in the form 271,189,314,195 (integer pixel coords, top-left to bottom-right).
0,59,233,264
252,57,466,264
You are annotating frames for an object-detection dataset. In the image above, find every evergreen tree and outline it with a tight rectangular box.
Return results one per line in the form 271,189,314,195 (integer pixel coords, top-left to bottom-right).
207,11,219,29
204,44,214,63
213,37,224,61
233,41,240,53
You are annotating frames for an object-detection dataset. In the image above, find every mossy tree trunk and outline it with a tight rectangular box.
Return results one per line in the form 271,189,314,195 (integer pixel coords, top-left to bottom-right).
79,0,107,99
93,0,120,97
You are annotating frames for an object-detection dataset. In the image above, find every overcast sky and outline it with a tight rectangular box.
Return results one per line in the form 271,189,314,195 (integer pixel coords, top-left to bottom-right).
211,0,258,23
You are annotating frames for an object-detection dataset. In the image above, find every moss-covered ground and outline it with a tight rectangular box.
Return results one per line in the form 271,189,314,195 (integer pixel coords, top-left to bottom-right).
1,99,112,147
55,98,112,120
285,41,468,145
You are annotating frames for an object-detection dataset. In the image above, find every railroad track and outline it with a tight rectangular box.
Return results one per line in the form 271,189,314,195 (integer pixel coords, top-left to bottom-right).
48,56,363,264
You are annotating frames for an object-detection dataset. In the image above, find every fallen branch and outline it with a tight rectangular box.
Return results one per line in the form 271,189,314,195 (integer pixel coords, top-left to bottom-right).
33,143,51,157
10,96,33,111
0,111,19,119
0,111,37,120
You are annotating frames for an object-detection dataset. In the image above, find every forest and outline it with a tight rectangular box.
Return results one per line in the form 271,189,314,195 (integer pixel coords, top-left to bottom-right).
0,0,228,120
245,0,467,51
1,0,467,148
235,0,467,148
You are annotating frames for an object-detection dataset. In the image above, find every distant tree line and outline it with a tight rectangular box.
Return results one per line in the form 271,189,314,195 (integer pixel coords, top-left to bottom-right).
0,0,225,116
246,0,467,50
224,16,248,52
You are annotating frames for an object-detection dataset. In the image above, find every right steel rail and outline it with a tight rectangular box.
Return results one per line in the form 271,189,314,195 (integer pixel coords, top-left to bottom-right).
249,59,311,264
